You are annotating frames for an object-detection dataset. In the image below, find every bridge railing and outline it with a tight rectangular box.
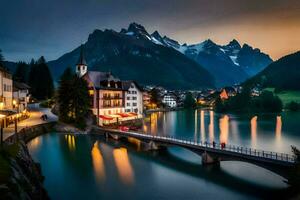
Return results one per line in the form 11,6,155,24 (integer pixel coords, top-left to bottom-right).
113,130,296,163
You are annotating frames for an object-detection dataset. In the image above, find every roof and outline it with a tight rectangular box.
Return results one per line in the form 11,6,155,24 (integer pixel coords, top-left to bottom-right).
77,45,87,66
83,71,121,89
223,86,236,93
163,92,177,98
122,80,143,91
13,81,30,91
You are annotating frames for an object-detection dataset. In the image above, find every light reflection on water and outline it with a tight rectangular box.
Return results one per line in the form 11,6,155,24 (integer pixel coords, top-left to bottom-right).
219,115,229,144
251,116,257,148
27,133,297,200
27,136,42,152
91,141,105,183
209,110,214,142
65,134,76,151
113,147,135,185
143,110,300,153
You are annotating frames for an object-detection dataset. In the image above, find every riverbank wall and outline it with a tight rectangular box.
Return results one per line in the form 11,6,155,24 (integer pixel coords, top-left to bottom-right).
1,122,57,200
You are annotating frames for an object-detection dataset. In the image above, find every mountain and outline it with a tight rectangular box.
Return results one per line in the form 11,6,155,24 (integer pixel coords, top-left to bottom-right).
245,51,300,90
48,23,215,89
151,32,273,87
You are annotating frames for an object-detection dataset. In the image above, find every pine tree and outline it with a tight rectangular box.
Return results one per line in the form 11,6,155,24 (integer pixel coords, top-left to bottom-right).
69,76,90,128
184,92,196,108
57,68,90,129
57,67,74,122
28,56,54,100
0,49,4,66
14,62,30,83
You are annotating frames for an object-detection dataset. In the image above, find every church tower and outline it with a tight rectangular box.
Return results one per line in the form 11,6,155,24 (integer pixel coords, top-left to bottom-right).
76,45,88,77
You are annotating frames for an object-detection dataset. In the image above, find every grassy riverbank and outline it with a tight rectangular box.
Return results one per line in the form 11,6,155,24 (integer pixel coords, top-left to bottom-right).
264,88,300,105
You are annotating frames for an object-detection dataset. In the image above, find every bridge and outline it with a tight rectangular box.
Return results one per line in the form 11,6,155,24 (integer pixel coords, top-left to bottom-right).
98,128,297,179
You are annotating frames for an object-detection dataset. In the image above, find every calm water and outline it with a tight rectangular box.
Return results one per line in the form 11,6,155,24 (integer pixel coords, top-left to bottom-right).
28,110,300,200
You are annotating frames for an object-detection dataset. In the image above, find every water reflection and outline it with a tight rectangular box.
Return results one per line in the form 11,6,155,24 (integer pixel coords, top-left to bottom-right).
65,134,76,151
28,136,42,152
219,115,229,143
200,110,206,142
142,110,297,154
209,111,214,142
194,110,198,142
128,137,141,151
251,116,257,148
275,116,282,149
150,113,158,135
91,141,105,183
113,147,134,185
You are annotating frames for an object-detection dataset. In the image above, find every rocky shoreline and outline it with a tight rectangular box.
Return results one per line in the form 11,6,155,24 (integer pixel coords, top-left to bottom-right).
0,142,49,199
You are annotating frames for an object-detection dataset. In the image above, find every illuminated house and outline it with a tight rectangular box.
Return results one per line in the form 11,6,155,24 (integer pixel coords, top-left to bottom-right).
162,93,177,108
76,47,143,125
13,81,30,112
0,66,13,110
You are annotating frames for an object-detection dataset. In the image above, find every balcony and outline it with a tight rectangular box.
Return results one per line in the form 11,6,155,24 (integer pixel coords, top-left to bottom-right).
102,104,123,108
102,95,123,100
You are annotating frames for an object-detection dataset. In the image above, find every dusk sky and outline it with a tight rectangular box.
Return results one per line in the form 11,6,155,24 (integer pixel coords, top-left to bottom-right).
1,0,299,62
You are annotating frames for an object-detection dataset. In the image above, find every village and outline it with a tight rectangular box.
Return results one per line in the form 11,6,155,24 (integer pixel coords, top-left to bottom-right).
0,46,264,131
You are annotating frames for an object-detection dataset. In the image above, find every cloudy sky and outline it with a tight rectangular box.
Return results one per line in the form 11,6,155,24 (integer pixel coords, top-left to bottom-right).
1,0,299,62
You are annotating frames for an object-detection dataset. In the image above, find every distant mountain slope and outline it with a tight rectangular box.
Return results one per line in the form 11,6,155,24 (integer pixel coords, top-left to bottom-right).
151,31,273,86
48,23,215,89
48,22,272,88
245,51,300,90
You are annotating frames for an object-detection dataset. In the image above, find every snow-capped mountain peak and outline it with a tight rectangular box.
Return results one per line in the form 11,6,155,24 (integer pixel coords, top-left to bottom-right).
121,22,152,40
226,39,241,49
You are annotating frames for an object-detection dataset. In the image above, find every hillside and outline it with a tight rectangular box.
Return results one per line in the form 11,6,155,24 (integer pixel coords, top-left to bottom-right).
245,51,300,90
48,23,215,89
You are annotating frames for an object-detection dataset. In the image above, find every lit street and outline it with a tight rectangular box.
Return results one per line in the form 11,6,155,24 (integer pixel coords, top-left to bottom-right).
3,103,57,140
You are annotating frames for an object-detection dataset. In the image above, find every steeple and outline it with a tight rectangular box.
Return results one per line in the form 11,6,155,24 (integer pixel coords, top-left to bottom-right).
76,45,88,77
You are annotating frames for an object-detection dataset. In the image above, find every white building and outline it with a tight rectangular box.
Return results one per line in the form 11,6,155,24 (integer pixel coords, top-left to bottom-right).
0,67,13,110
124,81,143,115
162,93,177,108
13,81,30,112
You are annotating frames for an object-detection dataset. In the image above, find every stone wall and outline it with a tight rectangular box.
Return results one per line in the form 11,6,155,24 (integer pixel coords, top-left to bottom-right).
1,122,57,200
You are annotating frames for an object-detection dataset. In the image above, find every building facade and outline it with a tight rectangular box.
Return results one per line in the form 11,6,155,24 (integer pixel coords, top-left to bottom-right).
77,47,143,126
124,81,143,115
13,81,30,112
162,93,177,108
0,67,13,110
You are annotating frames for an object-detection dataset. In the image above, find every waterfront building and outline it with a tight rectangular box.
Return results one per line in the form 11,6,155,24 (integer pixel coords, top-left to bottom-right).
162,92,177,108
142,91,151,109
13,81,30,112
124,81,143,114
0,66,13,110
77,47,143,126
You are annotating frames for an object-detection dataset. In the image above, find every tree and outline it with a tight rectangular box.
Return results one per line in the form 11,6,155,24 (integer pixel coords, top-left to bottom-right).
287,101,300,111
28,56,54,100
69,76,90,128
215,87,282,113
150,88,161,107
57,68,90,129
184,92,196,108
0,49,4,63
57,67,74,122
14,62,30,83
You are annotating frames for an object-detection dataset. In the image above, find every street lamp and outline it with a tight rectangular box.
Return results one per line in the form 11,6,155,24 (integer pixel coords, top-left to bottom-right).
13,99,19,114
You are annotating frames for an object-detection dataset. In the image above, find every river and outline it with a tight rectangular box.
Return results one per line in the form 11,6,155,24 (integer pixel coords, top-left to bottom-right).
28,110,300,199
